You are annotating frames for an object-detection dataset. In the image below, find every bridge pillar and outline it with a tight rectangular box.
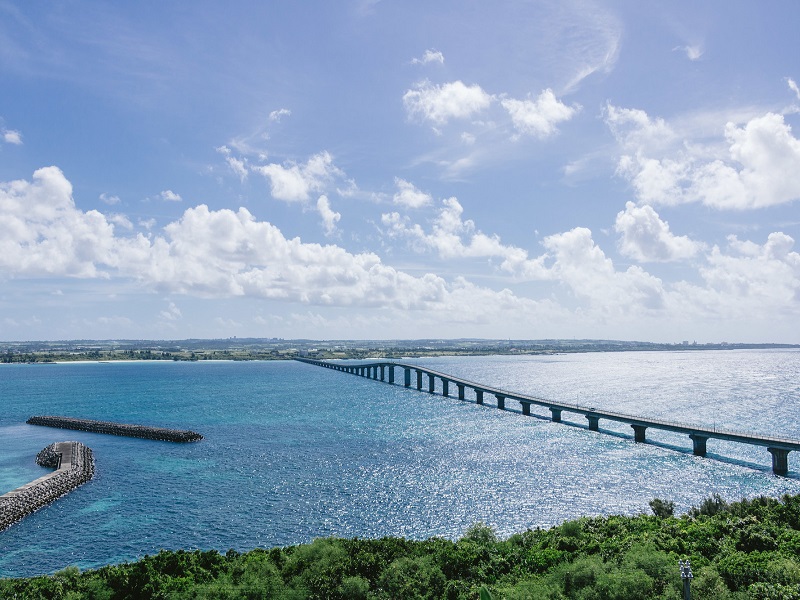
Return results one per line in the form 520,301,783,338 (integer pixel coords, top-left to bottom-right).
416,370,423,390
475,390,484,405
380,365,385,381
388,366,395,384
520,401,531,416
690,434,708,457
550,408,562,422
631,425,647,443
404,368,411,387
495,394,505,410
373,366,378,379
442,380,449,397
457,383,465,400
586,414,600,431
428,374,435,393
768,447,790,476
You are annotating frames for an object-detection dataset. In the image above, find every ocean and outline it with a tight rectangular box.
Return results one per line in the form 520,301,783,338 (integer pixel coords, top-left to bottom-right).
1,349,799,577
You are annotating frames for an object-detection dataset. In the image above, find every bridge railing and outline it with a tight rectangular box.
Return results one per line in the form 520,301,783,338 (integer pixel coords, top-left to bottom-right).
296,357,799,475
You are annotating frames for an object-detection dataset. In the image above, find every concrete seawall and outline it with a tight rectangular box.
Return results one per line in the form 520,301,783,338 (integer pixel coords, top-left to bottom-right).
27,415,203,442
0,441,94,532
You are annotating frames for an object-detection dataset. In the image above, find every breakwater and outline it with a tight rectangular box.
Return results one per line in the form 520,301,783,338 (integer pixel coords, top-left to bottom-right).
0,441,94,531
27,416,203,442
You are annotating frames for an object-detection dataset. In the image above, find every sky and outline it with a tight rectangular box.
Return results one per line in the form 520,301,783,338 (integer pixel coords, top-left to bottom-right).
1,1,799,343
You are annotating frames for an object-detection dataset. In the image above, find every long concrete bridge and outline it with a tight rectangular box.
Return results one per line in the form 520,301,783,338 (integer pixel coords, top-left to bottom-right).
296,358,799,476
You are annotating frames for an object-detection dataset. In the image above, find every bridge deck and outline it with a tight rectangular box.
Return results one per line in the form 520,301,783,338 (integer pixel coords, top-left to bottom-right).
297,358,799,475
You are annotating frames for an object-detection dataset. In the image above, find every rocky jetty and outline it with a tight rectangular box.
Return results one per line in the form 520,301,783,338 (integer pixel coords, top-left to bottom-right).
27,415,203,442
0,441,94,531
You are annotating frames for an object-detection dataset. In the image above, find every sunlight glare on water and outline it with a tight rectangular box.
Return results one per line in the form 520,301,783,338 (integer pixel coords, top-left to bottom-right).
0,349,798,577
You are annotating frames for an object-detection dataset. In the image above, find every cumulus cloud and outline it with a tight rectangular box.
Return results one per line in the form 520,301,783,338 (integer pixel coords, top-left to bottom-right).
99,192,121,205
5,168,799,337
393,178,432,208
3,129,22,145
501,89,579,138
608,105,800,209
253,151,343,203
0,166,122,277
161,190,182,202
614,202,704,262
0,167,468,313
411,49,444,65
671,232,800,320
539,227,666,313
403,80,492,125
316,195,340,236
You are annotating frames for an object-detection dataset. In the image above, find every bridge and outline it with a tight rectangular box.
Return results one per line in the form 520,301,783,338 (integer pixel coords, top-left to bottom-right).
296,358,799,476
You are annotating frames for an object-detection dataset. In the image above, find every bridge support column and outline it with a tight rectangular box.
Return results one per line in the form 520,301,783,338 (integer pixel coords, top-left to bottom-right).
442,380,449,397
586,414,600,431
404,368,411,387
476,390,484,405
428,374,436,394
631,425,647,443
550,408,562,422
768,447,790,476
416,370,423,390
520,402,531,416
495,394,505,410
457,383,465,400
388,366,395,384
690,434,708,457
380,365,385,381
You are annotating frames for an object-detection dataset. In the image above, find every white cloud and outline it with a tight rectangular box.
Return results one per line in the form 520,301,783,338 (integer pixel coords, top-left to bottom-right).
108,213,134,230
4,168,799,338
608,106,800,209
99,192,121,205
269,108,291,122
160,301,182,321
253,151,343,203
501,89,579,138
788,78,800,101
216,145,248,181
538,227,666,313
382,197,520,262
392,178,432,208
0,166,122,277
161,190,182,202
316,195,340,236
672,232,800,320
411,49,444,65
3,129,22,145
674,44,703,61
614,202,704,262
403,80,492,125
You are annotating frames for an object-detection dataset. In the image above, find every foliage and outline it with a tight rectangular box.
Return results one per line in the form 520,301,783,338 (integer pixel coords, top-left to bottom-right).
3,493,800,599
649,498,675,518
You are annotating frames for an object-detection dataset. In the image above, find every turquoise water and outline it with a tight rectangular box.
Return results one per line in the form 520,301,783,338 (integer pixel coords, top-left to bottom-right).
1,350,799,577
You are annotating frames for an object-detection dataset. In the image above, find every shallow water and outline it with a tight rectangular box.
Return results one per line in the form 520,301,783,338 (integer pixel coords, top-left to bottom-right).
1,349,798,577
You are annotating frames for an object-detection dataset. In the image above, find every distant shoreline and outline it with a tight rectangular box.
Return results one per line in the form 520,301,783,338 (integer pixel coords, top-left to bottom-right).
2,339,798,365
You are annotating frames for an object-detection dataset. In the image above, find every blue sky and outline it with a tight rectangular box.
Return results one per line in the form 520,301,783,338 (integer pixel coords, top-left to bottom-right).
1,0,799,343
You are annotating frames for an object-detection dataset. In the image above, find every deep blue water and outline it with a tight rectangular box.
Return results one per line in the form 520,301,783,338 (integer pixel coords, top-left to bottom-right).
1,350,799,577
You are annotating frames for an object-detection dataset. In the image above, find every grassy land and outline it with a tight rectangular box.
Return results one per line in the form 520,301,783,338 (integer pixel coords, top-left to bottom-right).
2,494,800,599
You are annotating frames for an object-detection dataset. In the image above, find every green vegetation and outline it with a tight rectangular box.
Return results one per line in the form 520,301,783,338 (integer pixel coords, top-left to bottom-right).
3,494,800,599
2,338,798,363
